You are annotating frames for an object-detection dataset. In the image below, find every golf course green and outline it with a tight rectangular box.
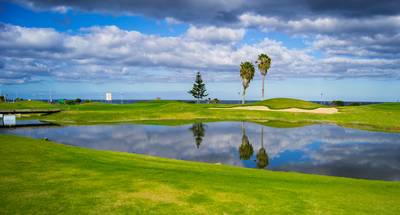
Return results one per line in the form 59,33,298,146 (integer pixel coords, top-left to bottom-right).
1,98,399,132
1,98,400,214
1,135,399,214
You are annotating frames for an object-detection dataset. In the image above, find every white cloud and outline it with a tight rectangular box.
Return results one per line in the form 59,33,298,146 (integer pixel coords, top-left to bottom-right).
239,13,400,35
0,23,399,84
0,24,64,51
185,25,245,43
238,13,283,32
311,34,400,58
165,17,182,25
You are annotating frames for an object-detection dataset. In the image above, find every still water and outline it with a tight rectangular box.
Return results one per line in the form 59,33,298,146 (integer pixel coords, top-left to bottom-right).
1,121,399,181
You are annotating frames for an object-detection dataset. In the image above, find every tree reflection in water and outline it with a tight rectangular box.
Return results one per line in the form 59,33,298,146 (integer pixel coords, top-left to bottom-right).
189,122,206,149
239,122,254,160
256,126,269,168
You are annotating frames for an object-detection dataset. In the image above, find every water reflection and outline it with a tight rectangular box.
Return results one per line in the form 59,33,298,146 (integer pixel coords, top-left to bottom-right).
1,121,399,181
189,122,206,149
239,122,254,160
256,127,269,169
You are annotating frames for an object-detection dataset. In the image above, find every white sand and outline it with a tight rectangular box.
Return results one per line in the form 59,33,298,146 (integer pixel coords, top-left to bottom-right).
211,106,338,114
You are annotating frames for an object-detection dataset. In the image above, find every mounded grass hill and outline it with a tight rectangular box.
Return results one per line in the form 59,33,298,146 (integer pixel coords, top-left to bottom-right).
252,98,325,109
1,135,400,214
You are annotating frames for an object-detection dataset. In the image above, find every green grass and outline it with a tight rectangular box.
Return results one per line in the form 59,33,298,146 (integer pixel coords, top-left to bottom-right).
1,135,399,214
252,98,325,109
1,98,400,132
0,100,58,110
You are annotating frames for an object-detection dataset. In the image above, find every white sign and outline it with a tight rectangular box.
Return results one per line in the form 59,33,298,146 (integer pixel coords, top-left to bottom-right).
3,115,16,126
106,92,112,101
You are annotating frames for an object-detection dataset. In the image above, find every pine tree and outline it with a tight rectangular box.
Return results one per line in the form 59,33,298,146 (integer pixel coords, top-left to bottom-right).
188,72,208,103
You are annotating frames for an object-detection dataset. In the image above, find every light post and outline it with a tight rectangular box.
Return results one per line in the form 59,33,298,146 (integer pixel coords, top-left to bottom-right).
320,92,323,105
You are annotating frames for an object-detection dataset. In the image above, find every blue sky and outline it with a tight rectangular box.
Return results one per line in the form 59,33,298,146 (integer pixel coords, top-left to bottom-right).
0,1,399,101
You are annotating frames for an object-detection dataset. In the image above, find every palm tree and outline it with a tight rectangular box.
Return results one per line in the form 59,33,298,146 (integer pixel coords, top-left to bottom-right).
256,126,269,168
239,122,253,160
240,61,255,104
256,54,271,100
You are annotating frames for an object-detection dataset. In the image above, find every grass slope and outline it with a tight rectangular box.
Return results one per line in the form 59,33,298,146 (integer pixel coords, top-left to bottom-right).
1,135,399,214
0,101,57,110
1,99,399,132
252,98,325,109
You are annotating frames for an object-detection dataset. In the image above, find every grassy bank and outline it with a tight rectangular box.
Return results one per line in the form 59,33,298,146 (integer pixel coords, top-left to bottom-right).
1,98,400,132
1,135,399,214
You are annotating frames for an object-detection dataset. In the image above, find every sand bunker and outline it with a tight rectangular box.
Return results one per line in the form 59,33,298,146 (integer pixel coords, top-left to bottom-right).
211,106,338,114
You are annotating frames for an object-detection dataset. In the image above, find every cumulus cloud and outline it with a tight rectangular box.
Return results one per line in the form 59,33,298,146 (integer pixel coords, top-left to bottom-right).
1,1,399,84
239,13,400,35
1,23,399,84
239,13,400,61
185,26,245,44
12,0,400,23
0,24,64,51
311,34,400,58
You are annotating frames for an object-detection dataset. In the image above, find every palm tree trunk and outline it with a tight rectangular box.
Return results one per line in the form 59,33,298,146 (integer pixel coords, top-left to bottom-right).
261,126,264,148
242,88,246,104
262,75,265,100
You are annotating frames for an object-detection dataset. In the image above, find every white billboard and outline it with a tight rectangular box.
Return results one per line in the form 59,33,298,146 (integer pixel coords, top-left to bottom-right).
106,92,112,101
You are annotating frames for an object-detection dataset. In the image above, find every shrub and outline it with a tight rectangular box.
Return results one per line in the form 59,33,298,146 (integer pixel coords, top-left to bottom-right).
331,100,344,106
210,98,220,104
349,102,361,106
65,100,76,105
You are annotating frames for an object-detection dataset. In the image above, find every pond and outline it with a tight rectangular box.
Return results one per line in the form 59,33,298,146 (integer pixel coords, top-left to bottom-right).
1,121,399,181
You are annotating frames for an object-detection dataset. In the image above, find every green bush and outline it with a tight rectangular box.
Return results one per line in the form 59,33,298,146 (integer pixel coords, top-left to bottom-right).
65,100,76,105
331,100,344,106
210,98,220,104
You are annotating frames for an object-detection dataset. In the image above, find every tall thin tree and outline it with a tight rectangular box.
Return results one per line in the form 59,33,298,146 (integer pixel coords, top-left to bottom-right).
256,54,272,100
188,72,208,103
256,126,269,168
240,62,255,104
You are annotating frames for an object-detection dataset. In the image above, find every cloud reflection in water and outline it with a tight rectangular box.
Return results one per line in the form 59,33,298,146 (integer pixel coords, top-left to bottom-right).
1,122,400,180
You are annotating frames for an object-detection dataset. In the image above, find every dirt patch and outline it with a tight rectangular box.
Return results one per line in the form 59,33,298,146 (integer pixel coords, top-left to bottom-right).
211,106,338,114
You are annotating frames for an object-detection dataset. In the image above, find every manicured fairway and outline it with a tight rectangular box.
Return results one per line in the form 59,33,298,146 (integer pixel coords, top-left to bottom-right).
1,98,399,132
1,135,399,214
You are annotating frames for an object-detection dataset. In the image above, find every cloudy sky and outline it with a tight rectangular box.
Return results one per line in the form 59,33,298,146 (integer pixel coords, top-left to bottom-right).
0,0,399,101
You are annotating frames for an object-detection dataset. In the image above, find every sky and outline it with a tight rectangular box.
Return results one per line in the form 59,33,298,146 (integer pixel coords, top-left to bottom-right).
0,0,399,102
